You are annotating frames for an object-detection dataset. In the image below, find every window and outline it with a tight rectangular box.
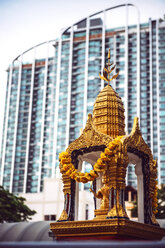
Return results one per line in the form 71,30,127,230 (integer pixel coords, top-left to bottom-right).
44,215,56,221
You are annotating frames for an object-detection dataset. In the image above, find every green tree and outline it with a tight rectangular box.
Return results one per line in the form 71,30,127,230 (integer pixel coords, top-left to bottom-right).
131,185,165,219
0,186,36,223
156,185,165,219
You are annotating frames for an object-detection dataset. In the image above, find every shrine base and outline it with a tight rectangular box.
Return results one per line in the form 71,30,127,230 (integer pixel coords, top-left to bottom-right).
50,218,165,241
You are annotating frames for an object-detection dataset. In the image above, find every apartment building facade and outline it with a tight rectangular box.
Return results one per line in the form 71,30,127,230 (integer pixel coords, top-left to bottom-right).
0,4,165,193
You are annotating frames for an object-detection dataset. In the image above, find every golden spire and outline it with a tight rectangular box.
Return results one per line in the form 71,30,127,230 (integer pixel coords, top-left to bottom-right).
93,48,125,138
99,48,119,85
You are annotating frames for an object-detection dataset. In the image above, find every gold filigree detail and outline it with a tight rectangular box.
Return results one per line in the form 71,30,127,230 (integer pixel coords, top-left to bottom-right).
99,48,119,83
66,114,113,155
93,85,125,138
94,209,109,220
50,219,165,240
97,48,123,138
60,134,127,187
90,172,110,216
118,204,128,218
57,49,158,224
58,210,68,221
123,117,158,216
61,173,71,195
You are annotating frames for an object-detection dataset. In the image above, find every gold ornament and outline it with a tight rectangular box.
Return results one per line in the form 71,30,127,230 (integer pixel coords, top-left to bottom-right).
56,49,159,225
59,135,124,184
99,48,119,83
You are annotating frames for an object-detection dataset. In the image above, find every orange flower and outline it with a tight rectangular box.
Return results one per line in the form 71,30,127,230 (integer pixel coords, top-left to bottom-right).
76,176,81,182
89,170,98,178
80,176,88,183
104,148,113,156
66,168,74,176
59,148,104,183
108,142,116,150
70,171,77,179
63,164,71,171
59,151,69,160
86,174,93,181
97,158,105,166
61,157,71,164
153,209,158,214
100,152,109,161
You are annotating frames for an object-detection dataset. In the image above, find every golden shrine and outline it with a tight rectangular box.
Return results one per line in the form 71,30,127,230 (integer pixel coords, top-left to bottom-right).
50,50,165,241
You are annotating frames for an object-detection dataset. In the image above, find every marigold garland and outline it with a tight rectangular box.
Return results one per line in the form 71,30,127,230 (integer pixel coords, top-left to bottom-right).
152,180,158,215
59,136,124,184
59,137,158,216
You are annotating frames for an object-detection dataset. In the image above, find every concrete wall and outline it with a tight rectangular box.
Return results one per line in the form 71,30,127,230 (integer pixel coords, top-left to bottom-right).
20,178,94,221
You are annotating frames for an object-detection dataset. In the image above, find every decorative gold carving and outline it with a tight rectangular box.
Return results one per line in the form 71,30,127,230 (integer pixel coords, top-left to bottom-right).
123,117,158,215
90,183,110,211
58,169,71,220
56,49,158,226
123,117,154,173
118,204,128,218
59,109,158,222
99,48,119,83
107,204,128,219
50,219,165,240
58,210,68,221
94,209,109,220
60,164,71,195
93,183,110,210
90,172,110,219
93,49,125,138
66,114,113,155
93,85,125,138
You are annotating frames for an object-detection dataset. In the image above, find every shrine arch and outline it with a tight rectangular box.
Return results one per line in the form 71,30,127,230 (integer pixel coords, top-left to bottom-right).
127,152,144,223
70,145,106,221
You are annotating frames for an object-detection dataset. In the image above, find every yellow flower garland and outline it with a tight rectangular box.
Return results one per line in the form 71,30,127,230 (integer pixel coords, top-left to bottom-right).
59,136,123,183
152,180,158,215
59,137,158,216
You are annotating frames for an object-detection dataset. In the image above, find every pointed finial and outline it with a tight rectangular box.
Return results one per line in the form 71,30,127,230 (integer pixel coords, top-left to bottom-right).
108,48,110,59
99,48,119,85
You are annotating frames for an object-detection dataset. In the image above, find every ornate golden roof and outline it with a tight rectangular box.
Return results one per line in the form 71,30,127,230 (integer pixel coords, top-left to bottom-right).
92,48,125,138
93,84,125,138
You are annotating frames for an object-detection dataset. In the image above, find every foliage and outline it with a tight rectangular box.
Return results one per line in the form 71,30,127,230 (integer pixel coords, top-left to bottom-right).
155,185,165,219
0,186,36,223
131,185,165,219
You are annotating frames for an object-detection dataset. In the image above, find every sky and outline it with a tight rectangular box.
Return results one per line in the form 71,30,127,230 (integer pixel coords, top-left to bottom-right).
0,0,165,142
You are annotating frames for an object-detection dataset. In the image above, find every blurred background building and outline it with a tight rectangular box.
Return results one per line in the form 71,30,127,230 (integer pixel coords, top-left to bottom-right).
0,4,165,200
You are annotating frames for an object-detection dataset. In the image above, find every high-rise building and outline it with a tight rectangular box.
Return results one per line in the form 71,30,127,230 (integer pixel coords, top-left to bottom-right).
0,4,165,193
